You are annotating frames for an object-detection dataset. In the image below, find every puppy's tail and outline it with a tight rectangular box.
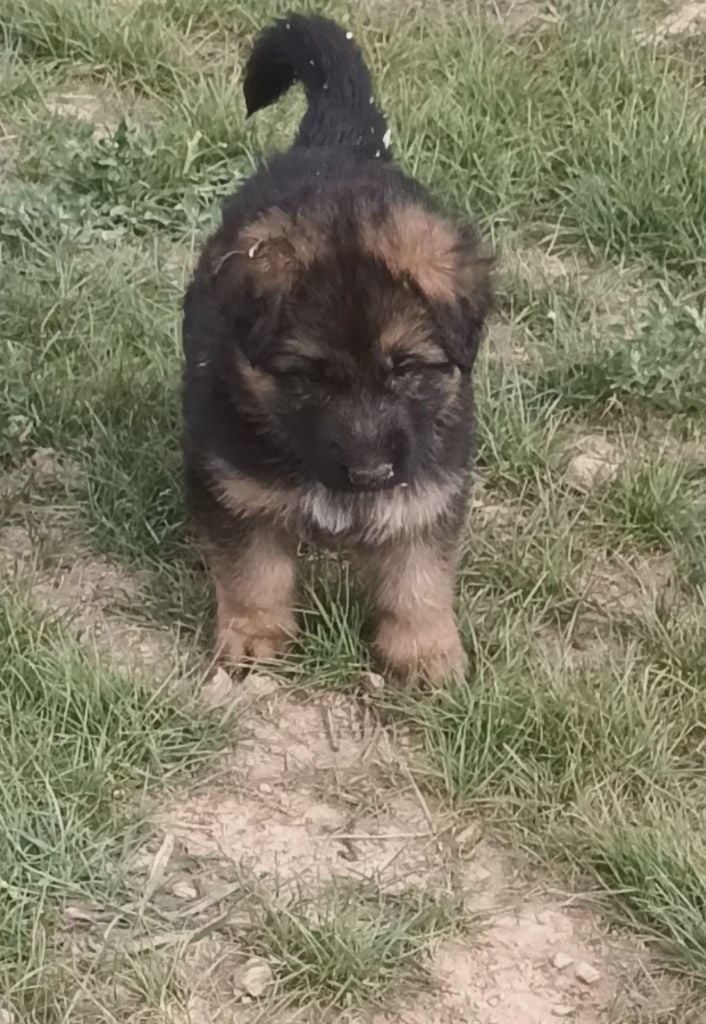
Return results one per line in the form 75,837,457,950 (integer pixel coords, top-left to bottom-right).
243,14,390,158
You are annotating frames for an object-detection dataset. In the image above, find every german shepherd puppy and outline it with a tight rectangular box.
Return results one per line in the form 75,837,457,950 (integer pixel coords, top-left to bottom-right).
182,14,492,685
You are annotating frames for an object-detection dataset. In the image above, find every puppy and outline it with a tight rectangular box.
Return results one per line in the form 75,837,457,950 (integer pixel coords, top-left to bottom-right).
182,14,492,685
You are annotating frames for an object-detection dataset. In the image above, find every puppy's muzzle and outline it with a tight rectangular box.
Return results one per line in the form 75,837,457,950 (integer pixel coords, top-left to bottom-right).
347,462,395,491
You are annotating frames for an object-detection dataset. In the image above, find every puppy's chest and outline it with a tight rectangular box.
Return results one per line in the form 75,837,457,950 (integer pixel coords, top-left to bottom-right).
296,481,458,546
211,460,463,546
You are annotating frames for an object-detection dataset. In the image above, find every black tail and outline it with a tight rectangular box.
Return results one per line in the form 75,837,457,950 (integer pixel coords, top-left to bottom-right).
243,14,391,159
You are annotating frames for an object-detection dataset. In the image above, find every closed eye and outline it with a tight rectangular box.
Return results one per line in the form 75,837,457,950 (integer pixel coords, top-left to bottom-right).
391,357,455,377
265,357,327,382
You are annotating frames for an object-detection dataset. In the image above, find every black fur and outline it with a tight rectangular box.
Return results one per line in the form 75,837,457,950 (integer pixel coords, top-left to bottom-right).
243,14,389,156
181,15,493,681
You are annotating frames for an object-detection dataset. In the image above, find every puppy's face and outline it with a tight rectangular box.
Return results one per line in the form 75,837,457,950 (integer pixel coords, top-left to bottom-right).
209,202,492,493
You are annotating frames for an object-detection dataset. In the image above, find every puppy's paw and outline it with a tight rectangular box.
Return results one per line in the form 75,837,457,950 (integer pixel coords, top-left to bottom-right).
216,609,296,665
374,615,467,688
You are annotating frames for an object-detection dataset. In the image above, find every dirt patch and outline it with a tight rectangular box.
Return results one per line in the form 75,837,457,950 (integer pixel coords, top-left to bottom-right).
43,85,148,139
370,912,623,1023
141,676,660,1022
501,242,575,292
0,519,176,673
638,1,706,40
564,435,622,494
486,0,546,32
583,553,675,616
156,675,453,892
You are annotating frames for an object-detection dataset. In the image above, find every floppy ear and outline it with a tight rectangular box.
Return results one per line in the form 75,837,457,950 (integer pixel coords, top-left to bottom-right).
437,221,494,370
203,209,326,361
207,208,320,296
361,204,494,369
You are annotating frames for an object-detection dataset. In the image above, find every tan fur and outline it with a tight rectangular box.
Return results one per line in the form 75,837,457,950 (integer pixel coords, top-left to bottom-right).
210,527,297,663
360,540,466,685
361,203,490,307
210,459,296,521
210,458,462,544
210,208,327,294
377,307,445,360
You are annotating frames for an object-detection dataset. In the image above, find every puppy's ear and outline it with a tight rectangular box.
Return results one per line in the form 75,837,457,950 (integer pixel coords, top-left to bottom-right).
203,209,326,361
437,221,494,370
207,208,326,299
363,205,494,369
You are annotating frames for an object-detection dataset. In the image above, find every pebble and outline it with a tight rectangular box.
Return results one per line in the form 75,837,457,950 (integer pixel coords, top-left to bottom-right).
575,960,601,985
552,952,575,971
235,957,274,998
171,879,198,900
564,438,619,493
551,1005,575,1018
455,822,481,848
200,667,234,709
361,670,385,693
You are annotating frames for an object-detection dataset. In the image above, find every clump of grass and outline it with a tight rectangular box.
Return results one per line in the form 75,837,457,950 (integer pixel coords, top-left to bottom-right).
2,0,190,92
247,883,459,1010
536,296,706,414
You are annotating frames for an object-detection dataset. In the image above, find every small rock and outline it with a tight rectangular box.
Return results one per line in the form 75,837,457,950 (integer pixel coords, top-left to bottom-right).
564,438,619,493
171,879,198,900
552,952,575,971
361,670,385,693
455,822,481,848
200,667,235,708
575,960,601,985
476,502,515,527
551,1006,575,1018
234,672,280,705
235,957,274,999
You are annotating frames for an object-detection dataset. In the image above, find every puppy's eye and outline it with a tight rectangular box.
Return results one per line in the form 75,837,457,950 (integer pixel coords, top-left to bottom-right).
266,358,325,382
391,358,453,378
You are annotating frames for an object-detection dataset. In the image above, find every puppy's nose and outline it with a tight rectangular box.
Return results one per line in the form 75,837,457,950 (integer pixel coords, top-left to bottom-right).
347,463,394,490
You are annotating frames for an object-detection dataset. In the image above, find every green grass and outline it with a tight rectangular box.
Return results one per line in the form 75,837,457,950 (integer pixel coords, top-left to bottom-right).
2,0,706,1019
0,592,225,1018
246,883,460,1010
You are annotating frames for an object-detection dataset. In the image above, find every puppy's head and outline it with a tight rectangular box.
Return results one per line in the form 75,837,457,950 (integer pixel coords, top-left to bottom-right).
208,200,492,493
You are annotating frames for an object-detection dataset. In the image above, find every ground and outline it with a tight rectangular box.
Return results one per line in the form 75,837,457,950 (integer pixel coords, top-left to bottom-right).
1,0,706,1021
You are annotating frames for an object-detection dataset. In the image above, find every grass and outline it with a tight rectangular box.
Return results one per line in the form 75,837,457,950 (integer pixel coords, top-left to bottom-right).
2,0,706,1019
246,883,460,1010
0,592,225,1017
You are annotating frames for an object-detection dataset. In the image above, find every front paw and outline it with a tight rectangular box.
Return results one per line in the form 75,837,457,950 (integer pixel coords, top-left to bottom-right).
374,614,467,688
216,608,296,665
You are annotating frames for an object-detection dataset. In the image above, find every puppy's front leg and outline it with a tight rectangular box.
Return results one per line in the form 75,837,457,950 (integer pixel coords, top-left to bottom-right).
361,537,467,687
208,523,298,664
